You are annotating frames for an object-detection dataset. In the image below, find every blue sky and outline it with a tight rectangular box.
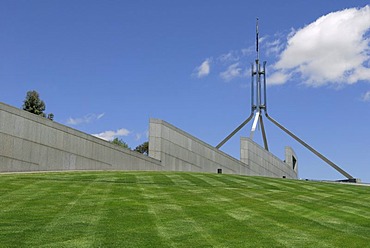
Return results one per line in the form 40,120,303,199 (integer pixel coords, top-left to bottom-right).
1,1,370,182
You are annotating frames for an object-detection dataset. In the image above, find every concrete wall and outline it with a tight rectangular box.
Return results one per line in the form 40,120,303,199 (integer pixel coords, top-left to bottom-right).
285,146,298,175
0,101,298,179
240,137,298,179
0,102,162,172
149,119,259,175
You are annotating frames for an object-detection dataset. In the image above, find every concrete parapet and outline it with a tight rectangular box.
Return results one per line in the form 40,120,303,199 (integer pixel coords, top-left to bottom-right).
240,137,298,179
0,102,162,172
0,101,298,179
149,119,256,175
285,146,298,174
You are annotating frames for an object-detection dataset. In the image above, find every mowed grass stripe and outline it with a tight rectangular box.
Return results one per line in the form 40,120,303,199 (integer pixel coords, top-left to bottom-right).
181,175,368,245
0,181,55,243
35,180,112,247
177,183,287,247
281,192,370,236
150,174,290,246
0,179,91,246
143,176,279,247
207,185,319,246
0,171,369,247
190,174,228,187
141,186,218,247
229,189,349,247
150,175,225,247
212,174,264,189
267,199,370,243
165,174,196,187
0,176,38,199
93,185,168,247
136,174,156,185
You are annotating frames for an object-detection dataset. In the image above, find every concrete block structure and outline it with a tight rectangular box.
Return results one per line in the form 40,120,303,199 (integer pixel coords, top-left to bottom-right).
285,146,298,175
149,119,256,175
0,101,298,179
0,102,161,172
240,137,298,178
149,119,297,179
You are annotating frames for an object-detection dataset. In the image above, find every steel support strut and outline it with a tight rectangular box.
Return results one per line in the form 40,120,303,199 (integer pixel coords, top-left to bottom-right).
259,114,268,151
216,19,267,150
216,113,254,149
265,113,354,179
215,61,256,149
215,18,355,181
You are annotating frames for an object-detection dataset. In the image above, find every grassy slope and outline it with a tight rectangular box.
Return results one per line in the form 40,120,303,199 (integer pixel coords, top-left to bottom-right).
0,171,369,247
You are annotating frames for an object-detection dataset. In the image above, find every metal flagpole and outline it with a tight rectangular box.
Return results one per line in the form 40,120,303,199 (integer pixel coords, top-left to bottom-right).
215,18,355,181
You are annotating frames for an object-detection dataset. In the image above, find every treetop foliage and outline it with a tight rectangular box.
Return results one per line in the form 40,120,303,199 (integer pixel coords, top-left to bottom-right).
22,90,54,120
111,138,130,149
23,90,46,116
134,141,149,155
110,139,149,155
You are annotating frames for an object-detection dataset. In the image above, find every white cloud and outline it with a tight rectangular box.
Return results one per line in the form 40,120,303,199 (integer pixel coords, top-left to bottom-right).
97,113,105,119
268,71,291,85
220,63,243,82
92,128,131,141
265,39,284,56
67,113,105,125
272,5,370,86
362,91,370,101
193,58,211,78
218,51,240,63
241,47,254,56
192,48,253,83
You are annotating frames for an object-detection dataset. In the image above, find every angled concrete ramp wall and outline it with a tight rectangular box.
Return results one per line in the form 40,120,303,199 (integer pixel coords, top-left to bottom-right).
240,137,298,179
0,102,162,172
149,119,298,179
0,101,298,179
149,119,257,175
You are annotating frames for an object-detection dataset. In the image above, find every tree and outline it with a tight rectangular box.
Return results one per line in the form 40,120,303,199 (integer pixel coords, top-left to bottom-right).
23,90,46,117
47,113,54,121
134,141,149,155
23,90,54,120
111,138,130,149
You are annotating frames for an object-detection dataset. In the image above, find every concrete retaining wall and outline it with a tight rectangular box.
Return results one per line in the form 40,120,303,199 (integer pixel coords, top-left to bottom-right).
149,119,258,175
0,102,162,172
0,101,298,179
240,137,298,179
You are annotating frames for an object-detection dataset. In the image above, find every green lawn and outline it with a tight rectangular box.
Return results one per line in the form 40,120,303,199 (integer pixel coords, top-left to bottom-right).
0,171,369,247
